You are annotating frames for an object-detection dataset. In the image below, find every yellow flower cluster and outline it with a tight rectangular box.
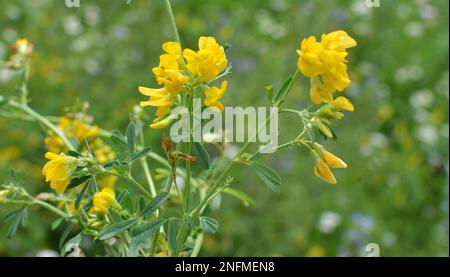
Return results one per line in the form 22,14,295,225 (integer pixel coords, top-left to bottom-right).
42,152,78,194
45,116,99,153
45,116,115,164
139,36,228,128
297,31,356,104
92,188,116,214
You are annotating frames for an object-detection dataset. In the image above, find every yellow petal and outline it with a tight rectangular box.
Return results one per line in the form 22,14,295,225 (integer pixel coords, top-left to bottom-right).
322,150,347,168
314,159,337,185
332,96,354,112
162,41,181,55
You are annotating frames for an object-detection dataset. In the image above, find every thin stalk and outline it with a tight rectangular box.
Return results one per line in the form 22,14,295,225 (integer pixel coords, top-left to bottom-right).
106,171,152,199
163,0,181,45
9,100,76,151
138,129,157,197
184,87,194,211
190,233,204,257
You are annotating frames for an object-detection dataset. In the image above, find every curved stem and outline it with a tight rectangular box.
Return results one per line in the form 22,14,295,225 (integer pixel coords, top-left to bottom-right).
9,100,76,151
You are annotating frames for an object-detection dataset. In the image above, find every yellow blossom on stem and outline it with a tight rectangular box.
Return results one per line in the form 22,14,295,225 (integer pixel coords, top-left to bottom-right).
297,30,356,104
92,188,117,214
330,96,354,112
311,143,347,184
183,36,228,83
139,41,189,129
45,116,99,153
203,80,227,112
42,152,78,194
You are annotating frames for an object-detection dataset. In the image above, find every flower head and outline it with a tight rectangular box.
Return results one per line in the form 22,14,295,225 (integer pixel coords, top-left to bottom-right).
42,152,78,194
203,80,227,111
311,143,347,184
92,188,117,214
45,116,99,153
183,36,228,83
297,31,356,104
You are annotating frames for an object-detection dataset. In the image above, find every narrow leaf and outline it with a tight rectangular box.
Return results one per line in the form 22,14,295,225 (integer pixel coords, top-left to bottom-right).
252,162,281,193
168,219,177,256
193,142,210,169
129,147,152,163
273,72,296,106
132,219,164,239
98,219,138,240
142,192,169,218
68,176,90,189
126,122,135,154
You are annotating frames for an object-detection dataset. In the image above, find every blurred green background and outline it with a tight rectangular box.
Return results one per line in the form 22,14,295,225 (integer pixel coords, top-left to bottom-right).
0,0,448,256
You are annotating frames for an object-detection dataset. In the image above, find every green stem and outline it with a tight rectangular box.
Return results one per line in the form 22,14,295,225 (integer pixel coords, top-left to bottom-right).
184,87,194,211
106,171,152,199
190,233,204,257
138,128,157,197
9,100,76,151
163,0,181,45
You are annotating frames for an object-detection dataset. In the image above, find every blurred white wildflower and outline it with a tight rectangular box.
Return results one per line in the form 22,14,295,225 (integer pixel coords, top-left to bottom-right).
318,211,341,234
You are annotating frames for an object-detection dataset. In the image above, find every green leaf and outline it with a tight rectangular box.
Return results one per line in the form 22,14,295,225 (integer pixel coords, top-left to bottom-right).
61,233,82,256
128,219,164,257
251,162,281,193
193,142,210,169
84,138,94,157
131,220,164,239
117,190,133,211
129,147,152,163
168,219,178,256
68,150,82,157
51,218,64,230
89,175,98,193
265,85,274,102
110,129,127,145
272,72,296,106
59,223,74,250
68,175,90,189
5,207,27,239
142,192,169,217
97,219,138,240
223,188,256,207
126,122,135,154
75,180,90,209
199,216,219,234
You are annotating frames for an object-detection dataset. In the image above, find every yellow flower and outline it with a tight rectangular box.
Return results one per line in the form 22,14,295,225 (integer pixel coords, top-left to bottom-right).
42,152,78,194
152,67,188,94
203,80,227,111
45,116,99,153
297,31,356,104
92,188,116,214
139,86,178,128
159,41,182,70
139,41,189,129
311,143,347,185
330,96,354,112
313,152,337,185
183,36,228,83
92,138,116,164
150,116,174,129
13,38,33,56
